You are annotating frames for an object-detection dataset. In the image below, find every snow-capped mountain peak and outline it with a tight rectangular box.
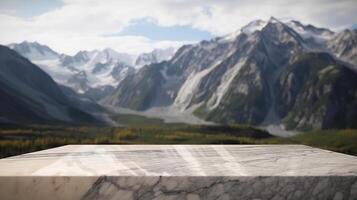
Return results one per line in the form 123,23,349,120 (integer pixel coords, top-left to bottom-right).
286,20,335,43
222,29,242,41
268,16,281,23
8,41,59,61
101,48,135,65
241,19,268,34
135,47,176,67
222,18,277,41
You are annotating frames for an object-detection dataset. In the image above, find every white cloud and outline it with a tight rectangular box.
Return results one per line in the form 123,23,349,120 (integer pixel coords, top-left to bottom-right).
0,0,356,54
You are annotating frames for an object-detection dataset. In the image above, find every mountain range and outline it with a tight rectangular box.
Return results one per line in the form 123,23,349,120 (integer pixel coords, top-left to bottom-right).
103,17,357,131
3,17,357,133
8,41,176,100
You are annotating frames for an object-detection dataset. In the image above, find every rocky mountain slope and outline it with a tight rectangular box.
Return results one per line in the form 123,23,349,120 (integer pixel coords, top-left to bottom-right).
0,45,101,125
327,29,357,67
276,52,357,130
104,17,357,131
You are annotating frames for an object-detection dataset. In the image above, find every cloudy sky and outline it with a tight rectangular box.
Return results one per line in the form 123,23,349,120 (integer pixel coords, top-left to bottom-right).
0,0,356,55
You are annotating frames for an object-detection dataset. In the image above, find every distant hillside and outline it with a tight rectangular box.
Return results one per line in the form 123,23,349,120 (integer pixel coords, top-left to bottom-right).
0,45,101,125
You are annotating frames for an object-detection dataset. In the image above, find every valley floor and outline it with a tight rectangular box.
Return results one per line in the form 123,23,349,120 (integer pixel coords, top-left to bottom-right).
104,105,213,125
104,105,298,137
0,121,356,159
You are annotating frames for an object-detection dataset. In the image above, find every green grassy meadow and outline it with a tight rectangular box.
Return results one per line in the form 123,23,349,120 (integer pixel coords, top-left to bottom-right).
0,113,356,158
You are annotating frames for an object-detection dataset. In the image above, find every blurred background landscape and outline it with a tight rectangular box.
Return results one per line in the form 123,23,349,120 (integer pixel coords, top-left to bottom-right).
0,0,356,158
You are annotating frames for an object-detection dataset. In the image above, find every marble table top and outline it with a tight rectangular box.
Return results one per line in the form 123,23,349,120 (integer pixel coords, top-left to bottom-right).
0,145,356,176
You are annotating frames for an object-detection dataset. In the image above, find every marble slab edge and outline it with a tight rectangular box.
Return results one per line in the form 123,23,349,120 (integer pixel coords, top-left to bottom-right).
0,175,356,200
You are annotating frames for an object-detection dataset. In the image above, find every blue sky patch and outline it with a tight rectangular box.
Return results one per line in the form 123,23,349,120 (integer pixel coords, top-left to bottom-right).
111,18,215,41
0,0,63,18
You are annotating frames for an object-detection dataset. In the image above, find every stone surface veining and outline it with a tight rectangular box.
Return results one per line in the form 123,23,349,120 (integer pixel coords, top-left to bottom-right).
0,145,356,200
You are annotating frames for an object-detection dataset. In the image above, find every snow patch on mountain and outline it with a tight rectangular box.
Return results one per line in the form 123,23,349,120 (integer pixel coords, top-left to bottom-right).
33,59,75,86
